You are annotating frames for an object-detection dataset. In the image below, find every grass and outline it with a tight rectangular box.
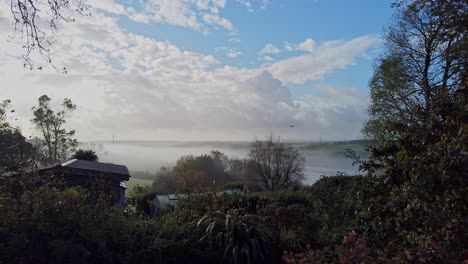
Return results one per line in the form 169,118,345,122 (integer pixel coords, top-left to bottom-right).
125,177,152,196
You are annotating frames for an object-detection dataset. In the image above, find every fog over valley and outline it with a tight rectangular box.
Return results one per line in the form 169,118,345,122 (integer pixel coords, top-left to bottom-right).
82,140,360,185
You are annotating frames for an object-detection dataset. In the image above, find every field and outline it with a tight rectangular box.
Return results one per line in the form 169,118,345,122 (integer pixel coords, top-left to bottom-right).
125,177,152,195
299,141,365,156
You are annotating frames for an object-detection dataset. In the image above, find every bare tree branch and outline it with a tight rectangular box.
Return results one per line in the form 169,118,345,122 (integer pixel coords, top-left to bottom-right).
248,135,304,191
5,0,89,71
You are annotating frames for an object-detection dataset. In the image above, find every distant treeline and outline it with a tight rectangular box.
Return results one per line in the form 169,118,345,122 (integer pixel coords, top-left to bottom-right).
148,150,260,194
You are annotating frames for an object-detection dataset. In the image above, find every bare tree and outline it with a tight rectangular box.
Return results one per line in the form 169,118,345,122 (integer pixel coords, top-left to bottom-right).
248,135,304,191
5,0,88,70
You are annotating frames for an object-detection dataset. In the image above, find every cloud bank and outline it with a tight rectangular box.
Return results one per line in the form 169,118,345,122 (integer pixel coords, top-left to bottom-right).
0,2,376,141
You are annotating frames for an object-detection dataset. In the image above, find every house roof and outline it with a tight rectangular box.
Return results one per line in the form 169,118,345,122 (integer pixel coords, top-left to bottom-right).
61,159,130,176
40,159,130,181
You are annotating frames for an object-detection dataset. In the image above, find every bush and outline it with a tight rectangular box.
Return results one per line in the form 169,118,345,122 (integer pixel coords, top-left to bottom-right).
0,186,129,262
222,181,263,192
198,209,278,264
283,231,375,264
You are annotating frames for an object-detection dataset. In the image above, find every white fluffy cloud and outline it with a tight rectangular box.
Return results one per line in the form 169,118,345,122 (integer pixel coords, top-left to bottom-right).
88,0,233,31
270,36,381,84
0,3,375,141
215,46,243,58
261,56,274,62
258,43,280,55
285,38,316,53
298,38,316,53
235,0,269,12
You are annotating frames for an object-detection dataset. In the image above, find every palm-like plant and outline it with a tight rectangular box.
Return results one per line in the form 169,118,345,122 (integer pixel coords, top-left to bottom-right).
72,149,98,162
198,209,273,264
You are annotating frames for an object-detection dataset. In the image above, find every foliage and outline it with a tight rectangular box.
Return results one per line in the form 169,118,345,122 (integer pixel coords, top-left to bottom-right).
152,166,178,193
125,178,153,196
2,5,467,258
129,185,156,215
249,135,305,191
283,232,375,264
0,99,35,173
198,209,276,264
152,151,259,194
0,99,12,130
31,95,77,164
72,149,99,161
176,169,212,194
0,184,122,262
304,175,373,244
363,0,467,158
354,174,467,263
222,181,263,192
356,0,468,262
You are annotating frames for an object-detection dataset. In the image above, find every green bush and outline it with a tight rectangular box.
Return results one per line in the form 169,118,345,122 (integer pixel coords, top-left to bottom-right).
198,209,277,264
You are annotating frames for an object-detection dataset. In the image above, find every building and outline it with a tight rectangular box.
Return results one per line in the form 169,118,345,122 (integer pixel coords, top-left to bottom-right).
153,194,184,215
152,188,241,216
39,159,131,206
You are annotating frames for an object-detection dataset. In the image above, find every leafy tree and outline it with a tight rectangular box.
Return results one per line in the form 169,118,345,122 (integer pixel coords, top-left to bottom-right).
0,99,13,130
363,0,467,159
248,135,304,191
31,95,77,164
0,99,34,173
173,154,227,185
72,149,98,161
362,0,467,180
152,152,233,194
356,0,467,262
176,169,212,194
225,158,258,183
152,166,178,193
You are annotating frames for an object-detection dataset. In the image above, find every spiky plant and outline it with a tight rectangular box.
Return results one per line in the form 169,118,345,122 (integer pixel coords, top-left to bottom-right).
198,209,273,264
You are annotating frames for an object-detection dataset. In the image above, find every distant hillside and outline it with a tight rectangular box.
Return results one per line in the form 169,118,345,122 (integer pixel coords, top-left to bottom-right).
299,140,366,156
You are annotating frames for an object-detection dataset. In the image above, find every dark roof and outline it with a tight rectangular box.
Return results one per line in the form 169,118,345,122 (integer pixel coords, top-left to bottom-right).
61,159,130,176
39,159,131,181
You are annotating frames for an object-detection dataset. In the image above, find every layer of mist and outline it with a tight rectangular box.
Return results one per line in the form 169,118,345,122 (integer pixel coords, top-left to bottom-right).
81,141,361,185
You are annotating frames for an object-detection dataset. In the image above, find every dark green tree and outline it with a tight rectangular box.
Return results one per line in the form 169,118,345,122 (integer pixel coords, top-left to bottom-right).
0,99,34,173
72,149,98,161
356,1,467,262
363,0,467,157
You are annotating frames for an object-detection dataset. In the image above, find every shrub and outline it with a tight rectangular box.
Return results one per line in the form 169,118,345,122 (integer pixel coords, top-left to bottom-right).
198,209,276,264
283,231,375,264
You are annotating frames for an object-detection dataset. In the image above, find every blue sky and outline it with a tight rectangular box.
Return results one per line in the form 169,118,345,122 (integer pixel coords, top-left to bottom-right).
115,0,394,97
0,0,396,141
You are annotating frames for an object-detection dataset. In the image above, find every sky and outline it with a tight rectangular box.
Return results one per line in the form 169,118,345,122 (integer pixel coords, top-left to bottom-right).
0,0,395,142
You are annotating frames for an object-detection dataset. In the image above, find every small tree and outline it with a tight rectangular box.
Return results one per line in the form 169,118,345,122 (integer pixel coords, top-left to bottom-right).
152,167,177,193
31,95,77,164
72,149,98,161
176,169,211,194
248,135,304,191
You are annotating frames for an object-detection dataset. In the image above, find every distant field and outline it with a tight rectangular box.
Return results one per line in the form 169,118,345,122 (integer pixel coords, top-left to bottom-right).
125,177,152,195
299,142,365,156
